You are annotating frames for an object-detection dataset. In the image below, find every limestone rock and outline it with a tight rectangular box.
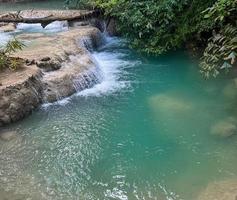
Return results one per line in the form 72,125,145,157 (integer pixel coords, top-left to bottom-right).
0,25,104,125
0,66,43,125
14,26,103,103
0,22,15,32
106,18,118,36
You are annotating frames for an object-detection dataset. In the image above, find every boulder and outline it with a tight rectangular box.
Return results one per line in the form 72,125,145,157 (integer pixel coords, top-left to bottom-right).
14,26,103,103
106,18,118,36
0,24,104,125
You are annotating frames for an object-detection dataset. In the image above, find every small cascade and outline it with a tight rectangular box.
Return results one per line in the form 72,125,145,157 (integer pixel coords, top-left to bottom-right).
80,32,106,52
16,21,69,33
80,36,94,52
73,65,103,92
77,36,140,97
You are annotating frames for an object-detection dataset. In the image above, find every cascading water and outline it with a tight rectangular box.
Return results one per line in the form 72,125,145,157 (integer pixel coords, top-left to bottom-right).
77,36,139,97
0,32,12,46
16,21,69,33
43,35,138,106
2,17,237,200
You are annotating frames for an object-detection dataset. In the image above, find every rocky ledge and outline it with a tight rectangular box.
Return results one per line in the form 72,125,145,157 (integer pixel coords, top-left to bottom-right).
0,19,104,126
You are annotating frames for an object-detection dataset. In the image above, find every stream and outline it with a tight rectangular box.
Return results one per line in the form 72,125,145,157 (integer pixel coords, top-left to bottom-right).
0,3,237,199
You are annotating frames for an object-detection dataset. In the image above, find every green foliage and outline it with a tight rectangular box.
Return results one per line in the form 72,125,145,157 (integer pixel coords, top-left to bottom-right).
203,0,237,23
0,39,25,70
69,0,217,54
67,0,237,78
200,25,237,78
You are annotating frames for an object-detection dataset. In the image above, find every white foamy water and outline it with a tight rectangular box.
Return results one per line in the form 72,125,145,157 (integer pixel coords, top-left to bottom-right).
16,21,68,33
44,21,69,32
0,32,12,46
77,37,139,97
16,23,43,32
42,37,139,108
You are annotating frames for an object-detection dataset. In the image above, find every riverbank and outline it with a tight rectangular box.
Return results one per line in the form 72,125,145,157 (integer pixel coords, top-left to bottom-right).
0,10,106,126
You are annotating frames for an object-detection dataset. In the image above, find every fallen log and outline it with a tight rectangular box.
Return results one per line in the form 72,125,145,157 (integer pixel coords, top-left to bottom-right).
0,9,100,26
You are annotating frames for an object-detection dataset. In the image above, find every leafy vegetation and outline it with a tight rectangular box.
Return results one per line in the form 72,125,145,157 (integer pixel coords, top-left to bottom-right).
67,0,237,77
200,25,237,78
200,0,237,78
66,0,216,53
0,39,25,71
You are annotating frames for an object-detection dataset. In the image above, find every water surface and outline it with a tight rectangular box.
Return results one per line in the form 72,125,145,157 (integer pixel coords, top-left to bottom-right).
0,0,66,12
1,36,237,200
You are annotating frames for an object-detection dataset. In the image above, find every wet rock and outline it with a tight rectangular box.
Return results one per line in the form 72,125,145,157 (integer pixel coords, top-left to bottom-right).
0,66,43,126
198,180,237,200
40,57,51,62
210,117,237,138
37,59,62,72
106,18,118,36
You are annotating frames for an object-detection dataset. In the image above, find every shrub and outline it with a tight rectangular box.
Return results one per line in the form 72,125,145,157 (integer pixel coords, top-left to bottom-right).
67,0,237,78
200,0,237,78
200,24,237,78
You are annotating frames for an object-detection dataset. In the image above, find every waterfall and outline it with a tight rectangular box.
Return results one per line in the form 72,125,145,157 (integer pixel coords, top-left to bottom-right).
73,65,103,92
76,36,139,97
16,21,69,33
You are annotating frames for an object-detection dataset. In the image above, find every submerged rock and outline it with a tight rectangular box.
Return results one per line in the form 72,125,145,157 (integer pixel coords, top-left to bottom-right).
0,129,18,141
198,180,237,200
210,117,237,138
149,93,192,113
223,79,237,100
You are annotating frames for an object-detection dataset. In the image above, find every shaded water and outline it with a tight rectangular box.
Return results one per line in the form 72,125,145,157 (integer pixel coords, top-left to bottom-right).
0,0,66,12
1,35,237,199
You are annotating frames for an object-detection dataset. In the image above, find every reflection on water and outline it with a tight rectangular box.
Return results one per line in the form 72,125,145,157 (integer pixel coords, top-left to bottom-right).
1,37,237,200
